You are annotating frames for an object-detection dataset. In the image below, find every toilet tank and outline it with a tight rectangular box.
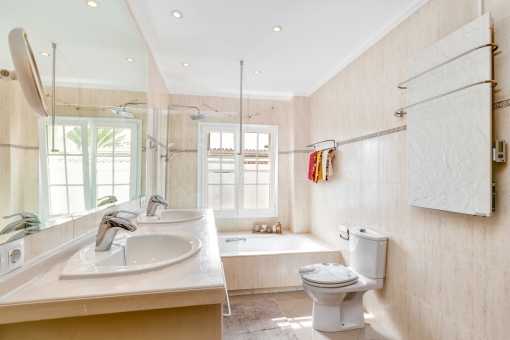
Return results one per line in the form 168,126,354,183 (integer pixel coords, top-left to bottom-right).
349,227,387,279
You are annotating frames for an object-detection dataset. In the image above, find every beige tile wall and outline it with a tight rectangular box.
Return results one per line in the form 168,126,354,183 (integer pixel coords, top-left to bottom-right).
302,0,510,339
162,93,296,232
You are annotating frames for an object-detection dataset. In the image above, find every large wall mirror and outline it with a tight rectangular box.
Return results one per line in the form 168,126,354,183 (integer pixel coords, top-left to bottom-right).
0,0,148,243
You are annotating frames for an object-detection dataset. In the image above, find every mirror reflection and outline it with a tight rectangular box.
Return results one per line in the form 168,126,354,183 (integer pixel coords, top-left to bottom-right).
0,0,148,243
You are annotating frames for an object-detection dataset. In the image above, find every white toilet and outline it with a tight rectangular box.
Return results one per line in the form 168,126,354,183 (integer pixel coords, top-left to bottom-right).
299,227,387,332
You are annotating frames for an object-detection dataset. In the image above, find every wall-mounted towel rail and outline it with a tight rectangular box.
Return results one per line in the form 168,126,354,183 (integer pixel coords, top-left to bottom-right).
397,43,498,89
395,80,497,117
307,140,337,151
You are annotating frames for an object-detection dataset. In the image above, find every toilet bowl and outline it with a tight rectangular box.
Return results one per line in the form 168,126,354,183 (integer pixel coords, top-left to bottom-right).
299,228,387,333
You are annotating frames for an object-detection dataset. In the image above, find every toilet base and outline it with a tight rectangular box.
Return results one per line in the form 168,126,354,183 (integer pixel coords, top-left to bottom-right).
311,291,366,332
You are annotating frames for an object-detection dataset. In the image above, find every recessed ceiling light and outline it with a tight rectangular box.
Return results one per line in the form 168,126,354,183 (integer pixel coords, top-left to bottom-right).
39,52,50,57
273,25,282,32
126,58,135,62
85,1,99,8
182,63,190,67
253,70,260,74
171,10,183,19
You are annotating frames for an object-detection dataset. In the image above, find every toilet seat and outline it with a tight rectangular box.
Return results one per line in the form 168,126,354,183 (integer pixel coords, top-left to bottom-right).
299,263,358,288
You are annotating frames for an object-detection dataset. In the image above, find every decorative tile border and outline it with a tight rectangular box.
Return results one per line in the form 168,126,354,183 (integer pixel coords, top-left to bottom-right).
0,144,39,150
494,99,510,110
291,125,407,154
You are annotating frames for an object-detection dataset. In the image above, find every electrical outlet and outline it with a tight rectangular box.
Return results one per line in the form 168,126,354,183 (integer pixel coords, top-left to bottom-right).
140,196,147,206
8,248,22,267
0,238,24,277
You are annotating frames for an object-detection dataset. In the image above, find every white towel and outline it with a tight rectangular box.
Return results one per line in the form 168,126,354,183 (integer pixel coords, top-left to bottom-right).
322,149,334,180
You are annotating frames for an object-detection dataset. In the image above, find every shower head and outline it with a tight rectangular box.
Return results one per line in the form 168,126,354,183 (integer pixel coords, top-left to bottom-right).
190,113,208,120
168,104,207,121
111,109,135,118
111,101,147,119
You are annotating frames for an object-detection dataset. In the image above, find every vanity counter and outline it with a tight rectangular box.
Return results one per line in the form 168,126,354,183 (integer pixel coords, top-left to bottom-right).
0,209,224,325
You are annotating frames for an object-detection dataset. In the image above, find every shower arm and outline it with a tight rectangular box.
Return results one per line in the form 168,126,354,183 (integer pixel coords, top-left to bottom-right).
122,102,147,110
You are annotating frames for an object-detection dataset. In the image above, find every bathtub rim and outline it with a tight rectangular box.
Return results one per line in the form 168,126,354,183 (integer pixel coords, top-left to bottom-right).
217,231,340,257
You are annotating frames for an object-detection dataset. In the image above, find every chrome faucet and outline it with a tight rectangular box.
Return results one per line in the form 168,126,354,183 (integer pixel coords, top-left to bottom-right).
95,211,138,251
1,212,41,235
97,195,117,207
147,195,168,216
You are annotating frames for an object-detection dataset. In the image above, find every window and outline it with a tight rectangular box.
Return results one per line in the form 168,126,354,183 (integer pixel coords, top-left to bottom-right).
197,123,278,218
38,117,141,219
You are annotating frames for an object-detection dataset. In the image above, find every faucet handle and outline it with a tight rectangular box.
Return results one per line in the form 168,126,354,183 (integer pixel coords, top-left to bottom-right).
3,212,38,220
102,210,138,221
149,195,168,205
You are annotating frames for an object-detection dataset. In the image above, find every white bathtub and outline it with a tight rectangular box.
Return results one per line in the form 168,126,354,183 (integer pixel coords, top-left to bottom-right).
218,233,331,255
219,232,342,293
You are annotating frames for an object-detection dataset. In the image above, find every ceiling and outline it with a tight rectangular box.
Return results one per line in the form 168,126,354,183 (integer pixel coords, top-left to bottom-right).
127,0,427,100
0,0,147,92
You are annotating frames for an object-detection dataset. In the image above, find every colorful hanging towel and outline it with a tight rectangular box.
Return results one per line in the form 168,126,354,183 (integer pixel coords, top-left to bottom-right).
314,150,323,183
322,149,334,181
308,152,317,181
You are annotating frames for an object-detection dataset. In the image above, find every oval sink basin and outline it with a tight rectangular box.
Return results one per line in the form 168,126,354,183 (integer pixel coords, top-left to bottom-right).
137,209,204,224
60,232,201,280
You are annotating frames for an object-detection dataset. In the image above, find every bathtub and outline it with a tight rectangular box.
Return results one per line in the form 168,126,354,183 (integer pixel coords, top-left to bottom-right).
219,232,342,294
219,233,332,254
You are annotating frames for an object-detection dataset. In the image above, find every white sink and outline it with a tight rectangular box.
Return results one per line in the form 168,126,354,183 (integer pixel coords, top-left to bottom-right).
137,209,205,224
60,232,201,280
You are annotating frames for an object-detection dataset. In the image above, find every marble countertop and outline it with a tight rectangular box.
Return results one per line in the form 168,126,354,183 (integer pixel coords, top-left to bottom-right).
0,209,225,324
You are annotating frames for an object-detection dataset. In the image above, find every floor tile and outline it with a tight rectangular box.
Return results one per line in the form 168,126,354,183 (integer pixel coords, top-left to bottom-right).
286,313,314,340
358,321,398,340
278,298,303,313
282,290,308,299
289,298,314,317
311,329,358,339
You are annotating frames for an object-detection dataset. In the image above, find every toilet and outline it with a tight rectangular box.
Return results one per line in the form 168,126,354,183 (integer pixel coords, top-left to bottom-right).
299,227,387,332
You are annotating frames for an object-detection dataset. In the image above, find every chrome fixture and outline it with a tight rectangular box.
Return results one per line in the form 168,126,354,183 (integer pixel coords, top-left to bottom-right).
222,262,232,317
111,102,147,118
395,43,499,117
51,43,58,152
1,213,41,241
238,60,243,156
95,212,137,251
394,80,498,117
97,195,117,207
161,147,184,162
168,104,207,121
163,104,206,200
147,195,168,216
225,238,247,243
307,140,337,152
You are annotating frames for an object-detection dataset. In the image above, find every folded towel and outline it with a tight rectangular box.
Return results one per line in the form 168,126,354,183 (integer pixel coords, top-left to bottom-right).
324,150,334,180
322,149,329,180
315,150,323,183
308,152,317,181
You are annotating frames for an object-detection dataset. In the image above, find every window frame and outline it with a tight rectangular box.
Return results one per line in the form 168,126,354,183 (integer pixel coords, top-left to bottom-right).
38,117,142,220
197,122,278,218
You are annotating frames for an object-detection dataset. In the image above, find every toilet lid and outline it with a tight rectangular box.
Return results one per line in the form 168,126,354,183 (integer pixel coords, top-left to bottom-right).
300,278,358,288
299,263,358,285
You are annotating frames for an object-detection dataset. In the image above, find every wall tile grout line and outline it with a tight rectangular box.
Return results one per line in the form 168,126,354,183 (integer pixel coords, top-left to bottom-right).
0,144,39,150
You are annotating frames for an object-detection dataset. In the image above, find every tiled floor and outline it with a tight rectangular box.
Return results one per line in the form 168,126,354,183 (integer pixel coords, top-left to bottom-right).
228,291,397,340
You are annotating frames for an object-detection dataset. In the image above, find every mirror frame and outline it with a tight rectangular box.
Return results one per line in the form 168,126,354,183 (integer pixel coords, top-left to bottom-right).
8,27,48,118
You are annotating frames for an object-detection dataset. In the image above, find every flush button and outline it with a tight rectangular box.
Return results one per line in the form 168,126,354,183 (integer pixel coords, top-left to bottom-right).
360,228,366,232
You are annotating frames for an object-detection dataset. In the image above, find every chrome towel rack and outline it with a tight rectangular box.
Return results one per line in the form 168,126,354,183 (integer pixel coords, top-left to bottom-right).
395,43,499,117
397,43,498,89
395,80,498,117
307,140,337,152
